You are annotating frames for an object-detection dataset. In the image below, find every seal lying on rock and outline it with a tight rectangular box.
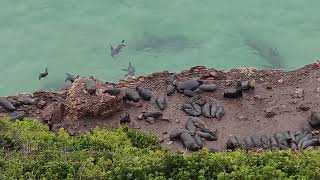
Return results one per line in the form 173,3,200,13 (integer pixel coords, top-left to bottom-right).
182,103,201,116
122,88,140,102
169,128,194,140
194,134,204,147
201,102,212,118
0,97,16,111
195,84,217,93
104,88,121,96
177,79,203,93
156,95,167,110
38,68,48,80
301,138,319,149
189,117,207,129
166,84,176,96
251,135,263,148
183,89,197,97
180,132,200,151
226,136,239,150
186,119,197,133
196,131,217,141
215,105,225,120
85,78,96,95
223,81,243,98
136,86,152,101
18,96,35,105
111,40,126,57
308,111,320,128
8,111,26,121
142,112,163,119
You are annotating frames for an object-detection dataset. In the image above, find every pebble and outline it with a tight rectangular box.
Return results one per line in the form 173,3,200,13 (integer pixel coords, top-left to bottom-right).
278,79,284,83
317,87,320,93
265,107,276,118
294,88,304,98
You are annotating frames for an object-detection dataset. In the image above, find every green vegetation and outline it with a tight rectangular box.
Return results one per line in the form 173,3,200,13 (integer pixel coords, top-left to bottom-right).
1,118,320,179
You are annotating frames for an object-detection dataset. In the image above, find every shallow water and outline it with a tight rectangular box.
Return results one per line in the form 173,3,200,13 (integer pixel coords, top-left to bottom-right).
1,0,320,95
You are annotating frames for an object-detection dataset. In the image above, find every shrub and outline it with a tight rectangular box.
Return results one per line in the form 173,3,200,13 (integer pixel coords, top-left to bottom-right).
1,118,320,179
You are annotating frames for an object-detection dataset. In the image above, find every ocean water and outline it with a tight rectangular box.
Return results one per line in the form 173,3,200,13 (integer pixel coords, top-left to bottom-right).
1,0,320,96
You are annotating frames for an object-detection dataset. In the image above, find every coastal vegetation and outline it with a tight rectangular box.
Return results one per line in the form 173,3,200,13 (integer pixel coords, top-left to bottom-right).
1,118,320,179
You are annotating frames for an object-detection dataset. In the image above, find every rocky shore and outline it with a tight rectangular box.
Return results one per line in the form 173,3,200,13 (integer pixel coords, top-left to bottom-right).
2,62,320,152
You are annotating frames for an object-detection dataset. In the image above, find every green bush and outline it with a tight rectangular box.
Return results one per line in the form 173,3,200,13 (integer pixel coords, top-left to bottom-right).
1,118,320,179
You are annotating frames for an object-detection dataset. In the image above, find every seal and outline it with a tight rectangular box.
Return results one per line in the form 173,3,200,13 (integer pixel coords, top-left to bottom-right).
166,84,176,96
226,136,239,150
251,135,263,148
111,40,126,57
39,67,48,80
8,111,26,121
176,79,203,93
180,132,200,151
104,88,121,96
194,134,204,148
191,102,202,115
269,136,279,150
260,135,270,149
195,84,217,93
65,73,79,83
169,128,193,141
142,112,163,119
122,62,135,78
274,132,288,146
120,113,131,124
183,89,196,97
18,96,35,105
85,77,96,95
297,134,312,149
186,119,197,133
136,86,152,101
156,95,167,110
244,136,254,149
308,111,320,128
196,131,217,141
210,102,217,118
0,97,16,111
301,138,319,149
188,117,207,129
201,102,211,118
223,81,243,98
121,88,140,102
215,105,225,120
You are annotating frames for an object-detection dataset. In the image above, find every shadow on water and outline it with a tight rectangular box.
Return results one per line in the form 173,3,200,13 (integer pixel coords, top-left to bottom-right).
134,32,201,53
244,39,285,69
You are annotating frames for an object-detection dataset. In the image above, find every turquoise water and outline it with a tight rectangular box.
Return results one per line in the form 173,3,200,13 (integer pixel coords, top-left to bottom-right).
1,0,320,96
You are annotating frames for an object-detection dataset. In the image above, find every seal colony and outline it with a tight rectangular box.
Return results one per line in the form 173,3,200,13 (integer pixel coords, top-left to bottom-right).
1,62,320,152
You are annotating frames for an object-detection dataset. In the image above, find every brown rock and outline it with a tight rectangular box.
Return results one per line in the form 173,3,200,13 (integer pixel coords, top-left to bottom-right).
278,79,284,83
294,88,303,98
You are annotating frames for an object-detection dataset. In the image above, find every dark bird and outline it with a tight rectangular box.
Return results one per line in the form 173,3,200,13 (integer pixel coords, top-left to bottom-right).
111,40,126,57
39,68,48,80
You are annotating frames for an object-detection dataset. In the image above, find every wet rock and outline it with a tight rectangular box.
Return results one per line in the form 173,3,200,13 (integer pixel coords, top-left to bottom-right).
201,102,212,118
196,131,217,141
177,79,202,93
183,89,197,97
301,138,319,149
8,111,26,121
196,84,217,92
226,136,239,150
194,134,204,148
251,135,263,148
85,79,96,95
186,119,197,133
18,96,35,105
136,86,152,101
180,132,200,151
210,102,217,118
215,105,225,120
143,112,163,119
122,88,140,102
169,129,193,141
223,82,243,98
0,97,16,111
155,96,167,111
104,88,121,96
309,111,320,128
120,113,131,124
166,84,176,96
